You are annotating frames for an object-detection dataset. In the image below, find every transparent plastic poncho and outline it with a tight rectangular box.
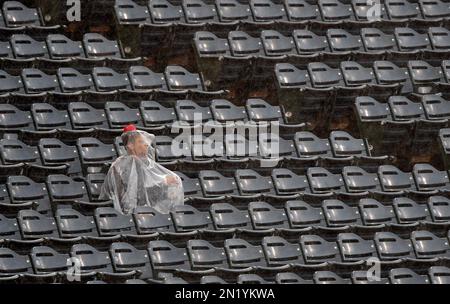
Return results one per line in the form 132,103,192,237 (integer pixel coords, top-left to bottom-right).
99,130,184,214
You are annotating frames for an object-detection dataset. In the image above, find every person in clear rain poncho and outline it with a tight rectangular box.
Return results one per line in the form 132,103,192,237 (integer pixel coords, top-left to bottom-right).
100,125,184,214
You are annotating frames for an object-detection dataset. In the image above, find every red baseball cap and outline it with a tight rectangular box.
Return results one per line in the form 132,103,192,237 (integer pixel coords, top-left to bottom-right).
122,124,137,133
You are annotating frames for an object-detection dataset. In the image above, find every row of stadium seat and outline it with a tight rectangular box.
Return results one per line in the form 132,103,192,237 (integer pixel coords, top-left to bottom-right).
115,0,450,25
0,33,133,60
0,230,449,280
4,194,450,238
0,66,222,100
4,266,448,284
133,267,450,284
354,95,449,155
2,163,450,213
194,27,450,58
0,99,289,131
275,60,450,93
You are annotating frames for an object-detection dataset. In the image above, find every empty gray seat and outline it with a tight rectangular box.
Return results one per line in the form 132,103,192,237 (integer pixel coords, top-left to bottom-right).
194,31,230,57
326,29,362,52
68,102,108,129
165,66,203,91
70,244,113,274
148,0,183,23
285,200,326,228
148,240,190,271
307,167,344,193
340,61,375,87
114,0,151,24
411,230,450,259
187,239,227,269
128,66,167,91
83,33,122,58
210,202,252,230
105,101,142,129
3,1,41,27
216,0,251,22
413,163,450,191
224,238,266,268
358,198,395,225
318,0,354,21
300,234,340,264
261,30,295,57
428,196,450,222
31,103,70,131
262,236,303,266
419,0,450,18
92,67,131,91
248,201,288,229
140,100,176,126
235,169,274,195
385,0,420,20
307,62,344,88
57,68,93,92
0,138,40,165
322,199,362,227
342,166,380,192
228,31,262,57
393,197,430,224
249,0,286,21
17,209,58,239
21,68,59,93
395,27,430,51
170,205,213,232
199,170,238,197
293,30,328,54
210,99,247,122
285,0,318,21
275,63,310,88
389,268,429,284
46,34,85,59
421,95,450,120
294,131,331,157
378,165,416,192
10,34,47,59
374,232,415,260
361,28,396,52
182,0,218,23
329,130,368,157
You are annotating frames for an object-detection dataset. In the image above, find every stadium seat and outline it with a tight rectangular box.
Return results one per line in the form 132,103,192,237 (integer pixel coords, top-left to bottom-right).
148,240,190,272
322,199,362,227
70,243,114,274
187,239,228,269
300,234,340,264
30,246,70,274
210,203,252,230
55,208,98,238
285,200,326,228
17,209,58,239
358,198,395,225
171,205,213,232
393,197,430,224
3,1,41,27
109,242,153,278
389,268,429,284
249,0,287,21
374,232,415,260
307,167,344,193
284,0,318,21
248,201,289,230
224,238,266,268
95,207,136,237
